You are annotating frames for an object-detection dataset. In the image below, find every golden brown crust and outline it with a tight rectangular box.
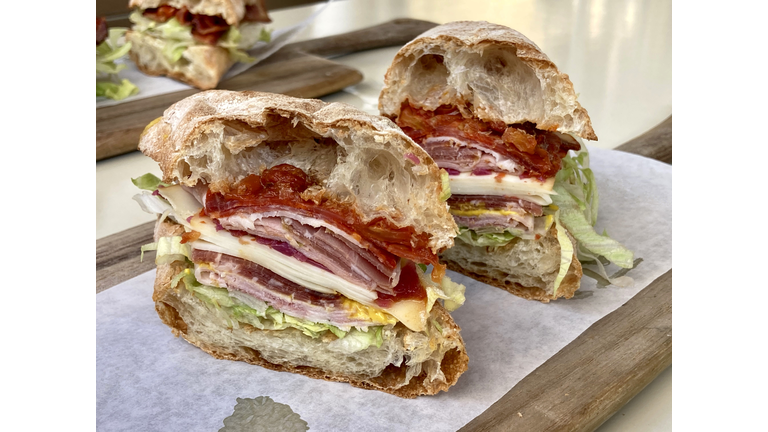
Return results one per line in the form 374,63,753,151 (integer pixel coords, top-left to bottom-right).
150,218,468,398
379,21,597,140
446,253,582,302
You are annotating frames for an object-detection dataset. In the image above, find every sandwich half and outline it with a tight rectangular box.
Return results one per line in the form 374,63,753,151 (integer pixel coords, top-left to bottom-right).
126,0,272,89
379,21,634,302
132,90,468,397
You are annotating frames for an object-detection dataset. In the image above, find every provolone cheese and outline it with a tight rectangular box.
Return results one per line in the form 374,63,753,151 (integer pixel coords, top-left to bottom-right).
448,173,556,205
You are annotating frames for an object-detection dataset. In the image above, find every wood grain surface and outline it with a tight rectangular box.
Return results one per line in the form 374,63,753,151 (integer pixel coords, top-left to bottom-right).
96,19,438,161
95,116,672,431
615,116,672,164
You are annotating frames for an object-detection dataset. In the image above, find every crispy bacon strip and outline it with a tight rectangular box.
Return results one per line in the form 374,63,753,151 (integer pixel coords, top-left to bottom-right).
396,102,580,181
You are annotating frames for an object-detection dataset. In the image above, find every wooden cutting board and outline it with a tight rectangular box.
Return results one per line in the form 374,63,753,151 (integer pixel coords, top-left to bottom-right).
96,116,672,432
96,18,438,161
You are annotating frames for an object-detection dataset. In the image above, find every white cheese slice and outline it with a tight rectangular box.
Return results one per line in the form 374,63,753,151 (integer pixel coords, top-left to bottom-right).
158,185,375,301
448,173,556,205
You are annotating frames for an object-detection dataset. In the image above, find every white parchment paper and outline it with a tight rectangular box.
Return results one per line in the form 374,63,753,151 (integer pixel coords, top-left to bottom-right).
96,0,336,109
96,148,672,431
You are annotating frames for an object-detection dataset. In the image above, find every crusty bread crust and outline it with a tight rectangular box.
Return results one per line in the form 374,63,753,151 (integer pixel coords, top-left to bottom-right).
151,218,468,398
139,90,458,254
130,0,246,26
126,30,233,90
379,21,597,140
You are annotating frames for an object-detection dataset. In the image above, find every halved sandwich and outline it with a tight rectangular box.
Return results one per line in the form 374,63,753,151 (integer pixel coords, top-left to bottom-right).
126,0,272,89
132,90,468,397
379,21,634,302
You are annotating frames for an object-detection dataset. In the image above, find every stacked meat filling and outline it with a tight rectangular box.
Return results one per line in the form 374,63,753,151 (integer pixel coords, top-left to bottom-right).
396,102,580,181
396,101,580,241
180,163,445,315
192,249,381,328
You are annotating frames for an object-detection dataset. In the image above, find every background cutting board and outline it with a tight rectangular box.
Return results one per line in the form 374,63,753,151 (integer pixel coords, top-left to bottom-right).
96,18,438,161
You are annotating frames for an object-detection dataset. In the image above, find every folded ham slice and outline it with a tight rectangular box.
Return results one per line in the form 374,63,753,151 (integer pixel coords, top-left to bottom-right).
217,213,402,295
192,249,378,329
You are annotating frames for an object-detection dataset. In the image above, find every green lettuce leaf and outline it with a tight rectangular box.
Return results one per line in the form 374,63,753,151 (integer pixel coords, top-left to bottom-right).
219,27,256,63
130,13,194,64
97,27,138,100
131,173,169,191
96,79,139,100
552,146,635,269
96,28,131,71
257,27,271,43
130,11,271,64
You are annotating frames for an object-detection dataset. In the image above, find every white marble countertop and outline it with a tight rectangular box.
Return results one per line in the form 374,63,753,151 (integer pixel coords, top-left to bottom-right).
96,1,671,430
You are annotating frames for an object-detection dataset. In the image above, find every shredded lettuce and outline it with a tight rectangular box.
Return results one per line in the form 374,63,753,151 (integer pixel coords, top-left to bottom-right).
96,80,139,101
219,24,271,63
130,11,271,64
456,228,518,247
552,147,635,269
219,27,255,63
97,27,139,100
97,28,131,73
